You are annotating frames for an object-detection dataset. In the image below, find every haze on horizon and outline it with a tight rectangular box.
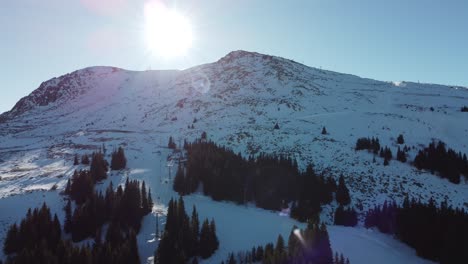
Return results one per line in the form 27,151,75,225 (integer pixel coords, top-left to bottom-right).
1,0,467,113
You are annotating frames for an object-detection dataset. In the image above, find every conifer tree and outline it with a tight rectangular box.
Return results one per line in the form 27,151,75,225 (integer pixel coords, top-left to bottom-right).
397,134,405,144
110,147,127,170
147,189,153,212
168,136,176,149
64,199,72,233
201,131,207,140
3,223,18,254
336,175,351,205
209,219,219,254
199,219,211,258
81,154,90,165
190,206,200,256
141,181,149,214
322,126,327,135
64,178,72,195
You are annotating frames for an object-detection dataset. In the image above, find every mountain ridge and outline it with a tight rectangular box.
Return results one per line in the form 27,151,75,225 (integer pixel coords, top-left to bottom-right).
3,50,467,123
0,50,467,206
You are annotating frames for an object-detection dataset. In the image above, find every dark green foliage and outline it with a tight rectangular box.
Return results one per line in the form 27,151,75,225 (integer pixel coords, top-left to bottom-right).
334,206,358,227
64,178,71,195
334,253,351,264
81,154,90,165
199,219,219,259
155,197,219,264
227,253,236,264
90,152,108,181
201,131,207,140
379,146,392,161
168,136,177,149
173,165,197,195
110,147,127,170
336,175,351,206
355,137,380,154
364,198,468,263
68,170,94,204
64,200,72,233
364,200,397,234
222,223,339,264
396,147,407,163
177,140,339,222
461,106,468,112
3,204,141,264
66,169,151,241
397,134,405,144
356,137,395,165
322,126,327,135
414,141,468,183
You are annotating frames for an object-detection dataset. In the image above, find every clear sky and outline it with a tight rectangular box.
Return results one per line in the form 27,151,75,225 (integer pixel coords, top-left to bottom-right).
1,0,467,113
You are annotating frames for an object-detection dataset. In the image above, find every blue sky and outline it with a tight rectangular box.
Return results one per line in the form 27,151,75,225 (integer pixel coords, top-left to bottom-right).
1,0,467,113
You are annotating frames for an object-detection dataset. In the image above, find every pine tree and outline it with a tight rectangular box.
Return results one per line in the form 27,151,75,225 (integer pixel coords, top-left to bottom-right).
336,175,351,205
274,123,280,129
322,126,327,135
199,219,211,258
64,178,72,194
81,154,90,165
141,181,149,214
274,234,286,263
168,136,176,149
173,165,186,195
64,199,72,233
190,206,200,256
74,154,79,165
147,188,153,213
397,134,405,144
227,253,237,264
397,147,407,163
318,223,334,264
3,223,18,254
209,219,219,254
111,147,127,170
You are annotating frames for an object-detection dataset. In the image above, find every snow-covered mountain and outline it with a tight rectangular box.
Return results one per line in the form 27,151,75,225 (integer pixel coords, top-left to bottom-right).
0,50,467,263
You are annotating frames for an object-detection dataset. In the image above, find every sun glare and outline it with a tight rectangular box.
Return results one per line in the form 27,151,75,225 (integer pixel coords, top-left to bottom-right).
144,2,193,58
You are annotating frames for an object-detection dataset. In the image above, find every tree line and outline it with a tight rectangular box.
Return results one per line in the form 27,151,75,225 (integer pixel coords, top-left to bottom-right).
3,203,140,264
65,148,151,241
355,136,410,166
220,222,349,264
2,147,149,264
64,178,153,242
74,147,127,171
155,197,219,264
174,139,351,223
364,198,468,263
413,141,468,184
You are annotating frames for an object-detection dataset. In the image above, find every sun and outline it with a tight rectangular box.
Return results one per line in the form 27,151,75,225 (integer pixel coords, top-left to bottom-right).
144,2,193,58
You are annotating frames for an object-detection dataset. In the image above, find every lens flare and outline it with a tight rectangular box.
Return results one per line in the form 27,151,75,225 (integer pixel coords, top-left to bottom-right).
294,228,306,247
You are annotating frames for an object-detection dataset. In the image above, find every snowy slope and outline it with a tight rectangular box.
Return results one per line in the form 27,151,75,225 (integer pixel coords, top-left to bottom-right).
0,50,467,263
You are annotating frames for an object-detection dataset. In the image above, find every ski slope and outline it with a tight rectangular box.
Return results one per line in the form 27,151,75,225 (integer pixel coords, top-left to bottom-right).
0,50,467,263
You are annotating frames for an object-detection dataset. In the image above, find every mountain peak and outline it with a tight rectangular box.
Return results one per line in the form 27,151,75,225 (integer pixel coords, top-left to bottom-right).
218,50,273,64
